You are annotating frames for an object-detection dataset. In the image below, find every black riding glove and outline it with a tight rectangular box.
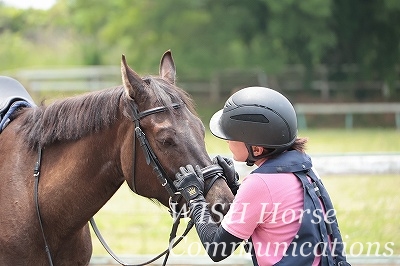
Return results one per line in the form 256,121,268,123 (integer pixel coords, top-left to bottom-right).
174,165,205,204
213,155,240,195
175,165,243,262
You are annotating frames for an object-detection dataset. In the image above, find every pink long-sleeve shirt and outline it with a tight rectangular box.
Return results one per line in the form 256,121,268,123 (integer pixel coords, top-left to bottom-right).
221,172,321,266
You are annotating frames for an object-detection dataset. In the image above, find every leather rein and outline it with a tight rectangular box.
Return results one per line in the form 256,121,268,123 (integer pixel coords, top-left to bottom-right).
33,98,225,266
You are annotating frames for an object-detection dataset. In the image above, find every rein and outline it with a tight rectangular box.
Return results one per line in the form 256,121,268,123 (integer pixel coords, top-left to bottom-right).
33,98,226,266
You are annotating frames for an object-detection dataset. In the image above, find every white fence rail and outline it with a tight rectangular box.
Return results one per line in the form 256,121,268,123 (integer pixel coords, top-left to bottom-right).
13,66,121,92
294,103,400,129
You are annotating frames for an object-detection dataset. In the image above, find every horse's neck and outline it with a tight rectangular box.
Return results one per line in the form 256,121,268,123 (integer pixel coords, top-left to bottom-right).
38,131,126,235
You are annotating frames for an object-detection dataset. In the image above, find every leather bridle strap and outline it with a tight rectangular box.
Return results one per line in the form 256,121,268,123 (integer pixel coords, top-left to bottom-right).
129,101,226,197
33,148,54,266
129,100,181,197
201,164,226,195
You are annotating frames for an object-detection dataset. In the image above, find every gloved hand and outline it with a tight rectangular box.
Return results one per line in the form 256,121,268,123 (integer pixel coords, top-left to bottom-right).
174,165,205,203
213,155,240,195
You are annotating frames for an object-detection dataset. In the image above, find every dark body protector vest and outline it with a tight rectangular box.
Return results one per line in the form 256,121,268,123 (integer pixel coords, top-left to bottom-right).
250,150,350,266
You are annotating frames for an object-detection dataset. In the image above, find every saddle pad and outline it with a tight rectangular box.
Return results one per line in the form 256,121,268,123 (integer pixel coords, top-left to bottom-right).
0,100,33,133
0,76,36,113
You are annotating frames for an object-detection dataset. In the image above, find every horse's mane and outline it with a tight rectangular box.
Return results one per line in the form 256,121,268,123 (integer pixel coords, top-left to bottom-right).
17,76,196,150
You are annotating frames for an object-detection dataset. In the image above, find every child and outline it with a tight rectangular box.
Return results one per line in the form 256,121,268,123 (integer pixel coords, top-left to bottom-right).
174,87,350,266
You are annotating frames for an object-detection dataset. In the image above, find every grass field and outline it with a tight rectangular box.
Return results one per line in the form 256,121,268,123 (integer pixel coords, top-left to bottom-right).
205,128,400,154
90,129,400,257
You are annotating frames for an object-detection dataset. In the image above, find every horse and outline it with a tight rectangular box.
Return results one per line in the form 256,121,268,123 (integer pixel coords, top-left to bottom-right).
0,50,234,265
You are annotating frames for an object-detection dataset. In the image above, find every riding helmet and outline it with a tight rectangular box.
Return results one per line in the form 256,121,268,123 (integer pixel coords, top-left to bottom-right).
209,86,297,164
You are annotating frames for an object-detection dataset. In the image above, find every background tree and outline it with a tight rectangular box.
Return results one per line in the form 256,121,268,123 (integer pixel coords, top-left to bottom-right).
0,0,398,99
325,0,400,98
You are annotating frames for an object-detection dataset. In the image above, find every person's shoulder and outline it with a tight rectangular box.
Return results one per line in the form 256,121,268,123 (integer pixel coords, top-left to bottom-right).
242,172,291,190
234,173,274,203
240,173,271,190
245,172,294,182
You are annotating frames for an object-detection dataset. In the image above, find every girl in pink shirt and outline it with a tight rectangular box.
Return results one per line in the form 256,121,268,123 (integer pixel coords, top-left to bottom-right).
174,87,349,266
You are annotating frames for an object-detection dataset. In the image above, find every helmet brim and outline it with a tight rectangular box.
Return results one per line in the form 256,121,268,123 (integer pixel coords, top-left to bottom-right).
209,109,229,140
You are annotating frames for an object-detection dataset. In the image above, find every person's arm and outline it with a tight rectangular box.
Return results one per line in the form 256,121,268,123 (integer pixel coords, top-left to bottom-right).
174,165,243,261
190,198,243,261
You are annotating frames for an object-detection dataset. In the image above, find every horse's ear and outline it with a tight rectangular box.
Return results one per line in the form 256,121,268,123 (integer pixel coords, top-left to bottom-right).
121,54,146,100
159,50,176,85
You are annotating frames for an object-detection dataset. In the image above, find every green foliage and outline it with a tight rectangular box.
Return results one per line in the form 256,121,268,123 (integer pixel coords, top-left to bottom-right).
328,0,400,92
0,0,399,96
0,4,83,70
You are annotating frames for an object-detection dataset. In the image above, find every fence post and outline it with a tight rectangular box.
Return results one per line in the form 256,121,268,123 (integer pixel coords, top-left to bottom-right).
345,113,353,129
297,114,308,130
210,76,220,102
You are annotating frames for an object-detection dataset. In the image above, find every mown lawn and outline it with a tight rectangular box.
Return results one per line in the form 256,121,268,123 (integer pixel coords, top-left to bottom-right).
91,129,400,257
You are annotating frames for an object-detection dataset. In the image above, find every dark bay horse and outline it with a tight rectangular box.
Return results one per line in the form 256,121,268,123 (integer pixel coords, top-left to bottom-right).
0,51,234,265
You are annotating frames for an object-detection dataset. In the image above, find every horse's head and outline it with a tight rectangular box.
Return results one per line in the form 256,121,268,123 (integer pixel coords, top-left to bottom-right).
119,50,233,220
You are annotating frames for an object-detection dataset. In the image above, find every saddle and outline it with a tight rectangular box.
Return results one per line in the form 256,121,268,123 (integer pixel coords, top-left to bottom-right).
0,76,36,132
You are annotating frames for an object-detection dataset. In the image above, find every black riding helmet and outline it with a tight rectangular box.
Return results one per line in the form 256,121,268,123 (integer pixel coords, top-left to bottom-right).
209,87,297,165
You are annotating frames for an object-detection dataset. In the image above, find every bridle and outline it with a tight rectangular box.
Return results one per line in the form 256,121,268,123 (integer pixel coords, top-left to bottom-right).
127,99,181,197
125,98,224,198
33,97,226,266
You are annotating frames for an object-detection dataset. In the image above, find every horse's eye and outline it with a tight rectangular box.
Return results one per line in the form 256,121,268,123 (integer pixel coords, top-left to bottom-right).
156,129,176,148
157,138,175,147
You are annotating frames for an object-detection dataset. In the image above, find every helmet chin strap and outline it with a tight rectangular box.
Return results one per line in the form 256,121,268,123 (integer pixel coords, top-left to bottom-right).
245,144,283,166
245,144,258,166
246,158,255,167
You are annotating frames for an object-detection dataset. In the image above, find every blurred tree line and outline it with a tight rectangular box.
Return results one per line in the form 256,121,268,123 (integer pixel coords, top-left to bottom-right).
0,0,399,98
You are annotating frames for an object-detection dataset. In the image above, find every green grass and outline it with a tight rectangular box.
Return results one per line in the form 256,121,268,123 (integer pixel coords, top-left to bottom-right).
91,129,400,257
205,128,400,155
298,129,400,154
323,175,400,256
